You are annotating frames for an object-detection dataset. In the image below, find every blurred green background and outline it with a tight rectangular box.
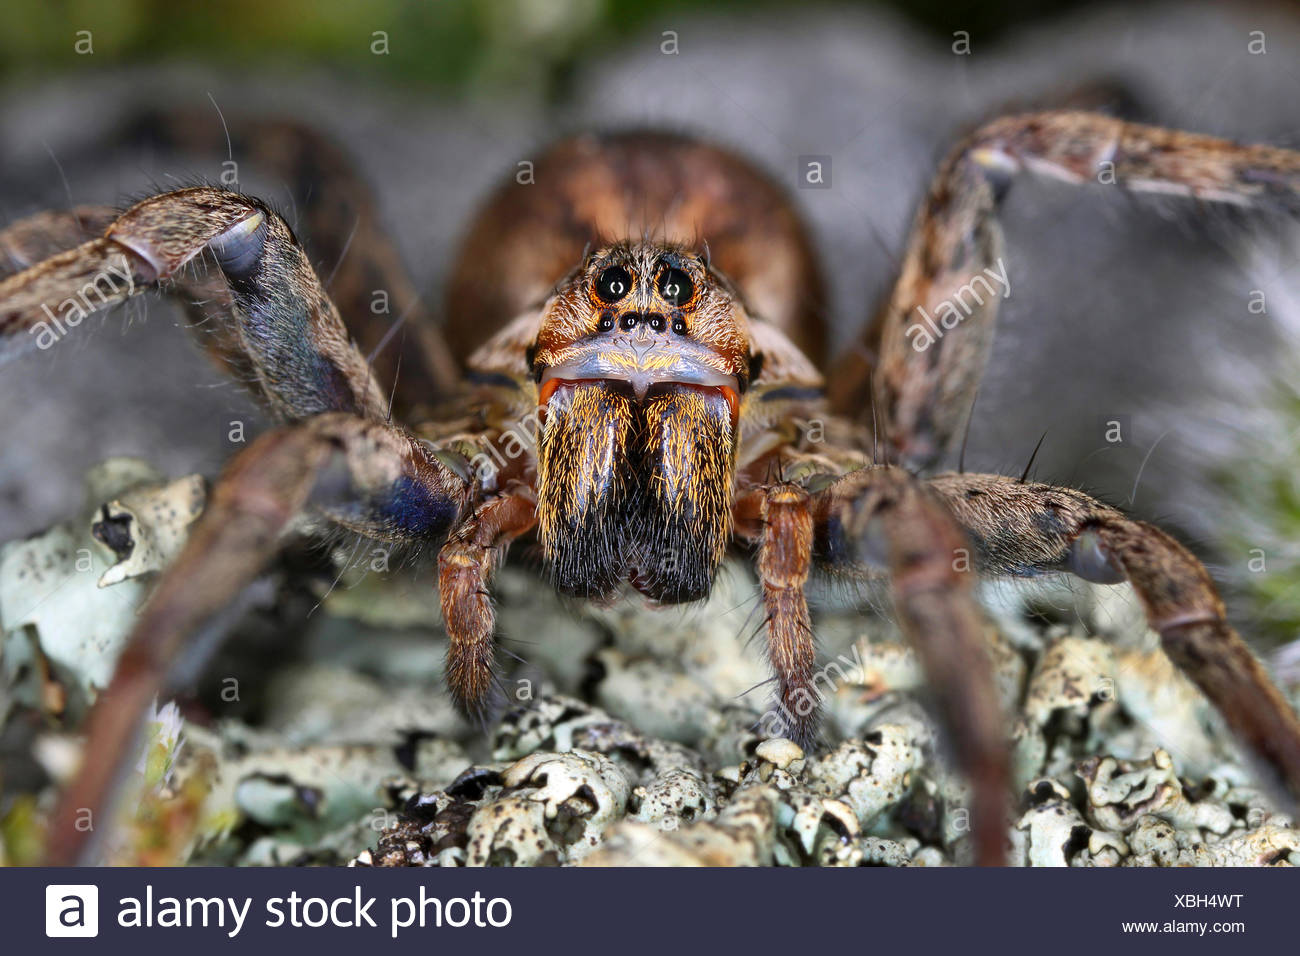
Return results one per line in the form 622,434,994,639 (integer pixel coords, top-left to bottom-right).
0,0,1120,97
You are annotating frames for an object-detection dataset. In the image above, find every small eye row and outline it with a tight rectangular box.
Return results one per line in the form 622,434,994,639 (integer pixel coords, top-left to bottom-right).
596,311,689,334
594,263,695,307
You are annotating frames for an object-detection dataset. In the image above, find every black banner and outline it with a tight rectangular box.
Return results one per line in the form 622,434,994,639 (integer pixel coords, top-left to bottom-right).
10,866,1288,952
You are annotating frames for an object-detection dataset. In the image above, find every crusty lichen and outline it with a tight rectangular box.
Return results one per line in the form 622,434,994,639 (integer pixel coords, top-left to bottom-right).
2,460,1297,867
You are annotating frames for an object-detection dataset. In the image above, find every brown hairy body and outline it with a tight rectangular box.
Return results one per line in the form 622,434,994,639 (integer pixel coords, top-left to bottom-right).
3,113,1300,866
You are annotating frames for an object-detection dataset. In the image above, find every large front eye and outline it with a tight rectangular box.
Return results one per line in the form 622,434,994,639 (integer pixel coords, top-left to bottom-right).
657,266,693,306
596,266,632,302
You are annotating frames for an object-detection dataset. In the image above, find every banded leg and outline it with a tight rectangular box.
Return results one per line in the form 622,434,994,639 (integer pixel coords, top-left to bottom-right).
830,111,1300,466
438,492,537,722
814,465,1010,866
43,413,472,864
928,472,1300,810
0,186,386,420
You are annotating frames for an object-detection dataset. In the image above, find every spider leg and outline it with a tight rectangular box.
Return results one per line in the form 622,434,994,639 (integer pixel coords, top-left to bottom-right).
928,472,1300,810
752,482,819,749
0,205,268,386
438,492,537,722
122,110,461,410
0,207,117,275
831,111,1300,467
43,412,473,864
806,465,1009,865
1,188,482,862
0,186,387,420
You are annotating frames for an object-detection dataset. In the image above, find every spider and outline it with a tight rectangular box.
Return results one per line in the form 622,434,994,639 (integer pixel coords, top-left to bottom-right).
3,111,1300,867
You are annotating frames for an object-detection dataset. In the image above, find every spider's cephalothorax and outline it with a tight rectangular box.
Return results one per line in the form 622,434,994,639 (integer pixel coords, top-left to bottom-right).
532,243,751,603
7,116,1300,866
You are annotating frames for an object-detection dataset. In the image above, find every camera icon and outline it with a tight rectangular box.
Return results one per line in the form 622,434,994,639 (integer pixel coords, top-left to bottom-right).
46,885,99,938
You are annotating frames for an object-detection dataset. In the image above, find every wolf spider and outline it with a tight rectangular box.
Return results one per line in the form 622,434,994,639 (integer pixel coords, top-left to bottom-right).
3,111,1300,866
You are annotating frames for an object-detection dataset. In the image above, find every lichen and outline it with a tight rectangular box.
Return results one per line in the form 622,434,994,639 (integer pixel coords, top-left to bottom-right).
3,459,1297,868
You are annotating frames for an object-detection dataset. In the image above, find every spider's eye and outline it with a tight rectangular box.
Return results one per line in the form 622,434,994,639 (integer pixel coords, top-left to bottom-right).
657,267,693,306
596,266,632,302
671,317,688,335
